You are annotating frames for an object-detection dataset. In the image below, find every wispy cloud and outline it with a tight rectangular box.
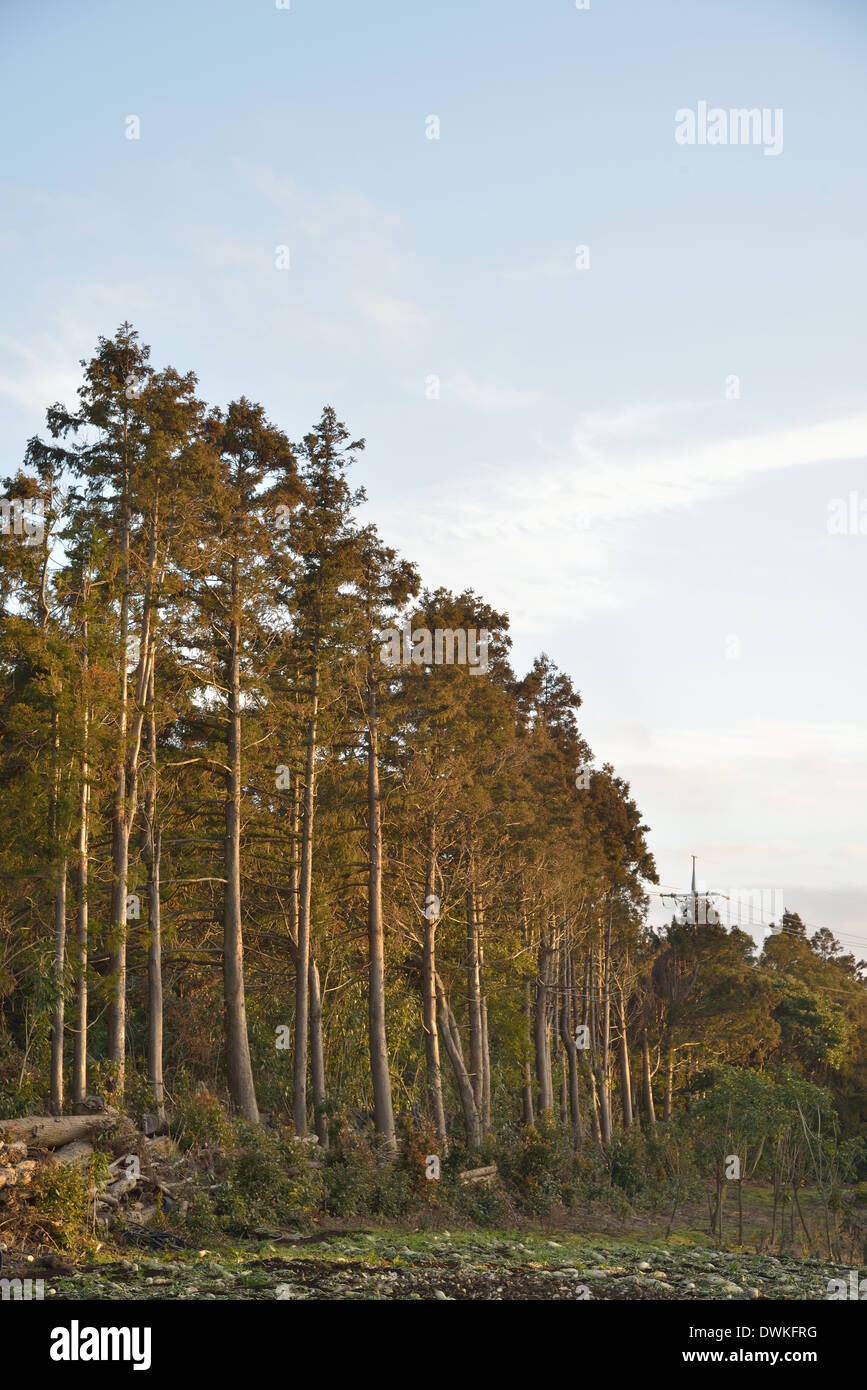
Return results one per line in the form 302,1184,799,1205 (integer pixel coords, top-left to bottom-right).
451,372,542,411
353,291,428,347
501,255,573,283
373,403,867,625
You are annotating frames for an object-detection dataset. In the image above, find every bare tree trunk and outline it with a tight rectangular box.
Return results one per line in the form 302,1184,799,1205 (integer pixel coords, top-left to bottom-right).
479,944,492,1130
287,772,300,945
107,784,129,1086
366,670,395,1147
144,671,165,1126
520,903,534,1126
107,443,130,1088
435,973,481,1151
223,559,259,1123
559,944,584,1140
293,641,319,1136
309,957,328,1148
72,695,90,1104
618,985,633,1129
49,859,67,1114
534,927,554,1114
108,492,157,1094
663,1042,674,1121
595,923,612,1145
422,820,447,1147
582,951,601,1142
466,883,484,1111
147,826,164,1124
641,1027,656,1126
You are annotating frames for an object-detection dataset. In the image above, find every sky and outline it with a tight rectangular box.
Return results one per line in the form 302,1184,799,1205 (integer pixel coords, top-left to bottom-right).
1,0,865,950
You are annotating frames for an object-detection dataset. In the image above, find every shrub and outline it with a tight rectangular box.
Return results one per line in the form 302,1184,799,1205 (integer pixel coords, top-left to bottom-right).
28,1161,102,1255
321,1131,413,1218
495,1118,575,1217
170,1085,236,1151
214,1123,322,1230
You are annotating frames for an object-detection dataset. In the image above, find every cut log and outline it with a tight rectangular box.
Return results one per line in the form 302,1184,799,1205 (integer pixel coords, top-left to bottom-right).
0,1160,37,1189
50,1140,95,1168
457,1164,498,1186
0,1111,124,1149
0,1140,28,1163
106,1175,136,1200
71,1096,107,1115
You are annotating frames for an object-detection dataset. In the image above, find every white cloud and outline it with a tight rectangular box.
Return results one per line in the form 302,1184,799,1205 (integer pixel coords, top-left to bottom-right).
451,372,542,411
0,334,82,414
374,403,867,624
501,256,573,283
353,291,428,346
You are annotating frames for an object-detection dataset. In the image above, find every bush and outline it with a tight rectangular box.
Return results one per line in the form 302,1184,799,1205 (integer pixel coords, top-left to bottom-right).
170,1085,236,1151
28,1160,105,1255
321,1129,413,1218
214,1123,323,1230
0,1053,41,1117
495,1118,576,1217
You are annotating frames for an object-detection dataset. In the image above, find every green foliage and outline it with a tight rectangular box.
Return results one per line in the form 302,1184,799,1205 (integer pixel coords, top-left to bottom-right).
0,1057,41,1117
170,1085,237,1151
28,1162,98,1254
214,1123,323,1230
495,1119,576,1216
321,1129,414,1218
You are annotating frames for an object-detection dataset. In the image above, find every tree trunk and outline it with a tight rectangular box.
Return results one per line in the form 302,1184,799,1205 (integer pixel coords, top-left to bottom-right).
479,944,492,1130
147,826,164,1124
520,903,534,1125
595,924,612,1145
309,957,328,1148
422,820,447,1147
534,928,554,1114
0,1112,130,1148
663,1043,674,1122
618,985,633,1129
558,943,584,1140
365,669,395,1147
72,664,90,1104
107,492,157,1094
49,859,67,1115
293,641,319,1136
465,884,484,1112
144,672,165,1125
435,973,481,1151
107,440,131,1088
582,951,601,1142
641,1027,656,1126
222,557,259,1122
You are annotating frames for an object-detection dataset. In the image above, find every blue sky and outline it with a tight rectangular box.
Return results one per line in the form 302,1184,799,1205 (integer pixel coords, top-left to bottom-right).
1,0,865,947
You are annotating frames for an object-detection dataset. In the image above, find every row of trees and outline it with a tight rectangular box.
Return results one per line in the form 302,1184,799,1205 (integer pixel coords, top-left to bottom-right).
1,325,864,1157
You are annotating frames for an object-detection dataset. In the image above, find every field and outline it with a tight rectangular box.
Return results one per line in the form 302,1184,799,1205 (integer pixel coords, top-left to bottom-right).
10,1184,863,1304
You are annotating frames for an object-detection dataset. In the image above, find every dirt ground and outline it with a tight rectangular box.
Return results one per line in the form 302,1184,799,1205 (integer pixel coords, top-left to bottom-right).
14,1228,858,1302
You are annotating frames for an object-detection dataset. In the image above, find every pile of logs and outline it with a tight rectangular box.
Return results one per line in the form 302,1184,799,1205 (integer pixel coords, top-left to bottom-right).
0,1100,181,1228
457,1164,498,1187
0,1138,37,1191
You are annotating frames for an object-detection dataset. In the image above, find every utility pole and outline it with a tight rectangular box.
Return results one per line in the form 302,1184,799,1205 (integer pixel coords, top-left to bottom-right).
659,857,727,929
